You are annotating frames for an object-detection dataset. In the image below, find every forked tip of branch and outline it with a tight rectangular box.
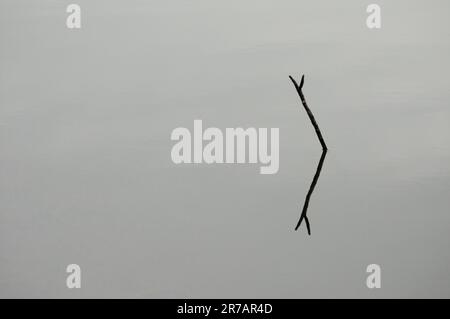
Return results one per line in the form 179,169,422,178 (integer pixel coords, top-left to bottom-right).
288,74,305,90
294,213,311,235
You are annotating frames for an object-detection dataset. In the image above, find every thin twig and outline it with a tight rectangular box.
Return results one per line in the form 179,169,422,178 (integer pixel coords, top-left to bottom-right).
289,74,328,235
289,75,327,151
295,149,327,234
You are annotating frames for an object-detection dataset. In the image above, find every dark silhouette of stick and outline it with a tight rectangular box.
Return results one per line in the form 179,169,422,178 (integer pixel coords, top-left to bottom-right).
295,149,327,234
289,75,327,151
289,75,328,235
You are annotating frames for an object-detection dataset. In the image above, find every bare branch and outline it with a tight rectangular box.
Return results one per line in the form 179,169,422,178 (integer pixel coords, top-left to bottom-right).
289,74,328,235
289,75,327,151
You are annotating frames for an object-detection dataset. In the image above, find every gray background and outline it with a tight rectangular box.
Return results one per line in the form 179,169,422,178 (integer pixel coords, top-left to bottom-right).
1,0,449,298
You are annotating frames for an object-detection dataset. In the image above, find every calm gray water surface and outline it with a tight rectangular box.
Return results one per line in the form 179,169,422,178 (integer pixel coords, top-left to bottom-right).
1,0,449,298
